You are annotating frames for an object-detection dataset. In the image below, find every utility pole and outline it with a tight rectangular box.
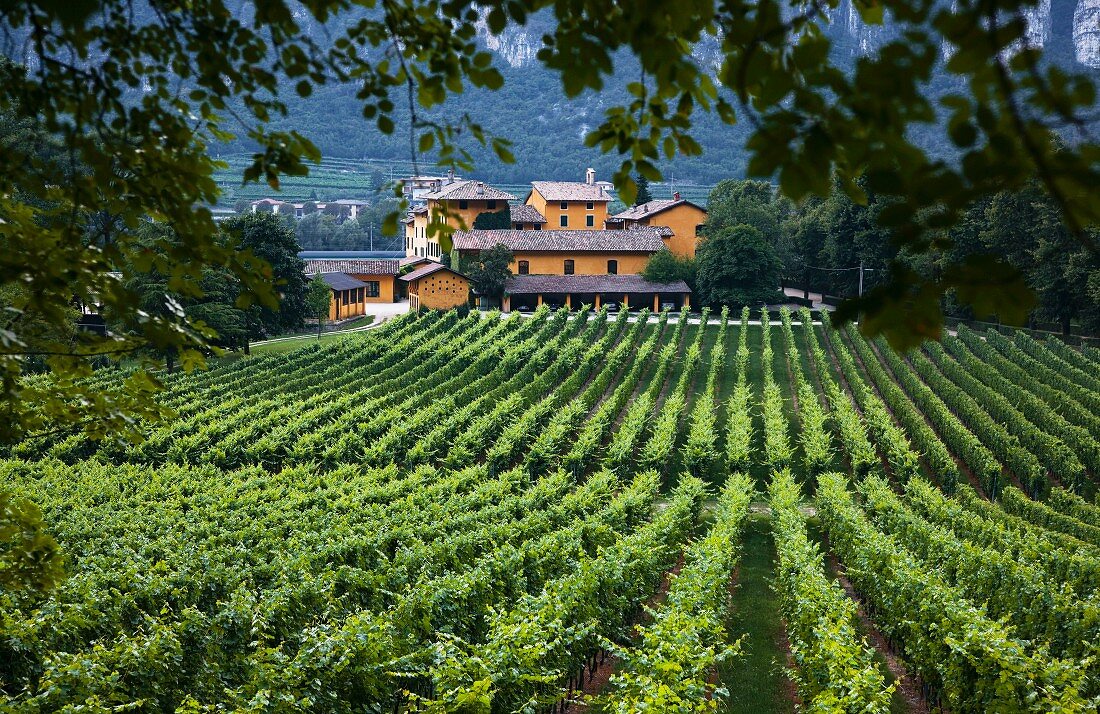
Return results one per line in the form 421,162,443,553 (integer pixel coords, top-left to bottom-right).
859,260,864,297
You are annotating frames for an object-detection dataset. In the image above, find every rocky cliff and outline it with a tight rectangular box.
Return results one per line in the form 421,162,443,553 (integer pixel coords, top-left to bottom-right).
470,1,1100,69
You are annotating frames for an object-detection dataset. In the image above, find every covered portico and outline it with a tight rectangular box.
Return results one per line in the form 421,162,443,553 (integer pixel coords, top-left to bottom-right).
502,274,691,313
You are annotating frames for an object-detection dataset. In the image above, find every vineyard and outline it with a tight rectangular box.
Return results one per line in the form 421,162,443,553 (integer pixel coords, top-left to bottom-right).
3,305,1100,713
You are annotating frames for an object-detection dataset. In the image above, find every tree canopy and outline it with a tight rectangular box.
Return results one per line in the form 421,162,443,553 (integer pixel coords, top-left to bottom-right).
221,213,310,339
634,174,653,206
472,206,513,230
696,224,782,307
465,244,515,299
642,248,696,290
306,274,333,336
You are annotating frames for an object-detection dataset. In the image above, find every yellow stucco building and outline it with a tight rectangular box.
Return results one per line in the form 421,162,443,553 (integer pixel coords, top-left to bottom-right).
606,193,708,258
452,228,667,276
452,227,691,311
400,171,706,312
525,169,612,230
304,259,399,305
312,273,371,322
401,263,471,311
404,178,516,260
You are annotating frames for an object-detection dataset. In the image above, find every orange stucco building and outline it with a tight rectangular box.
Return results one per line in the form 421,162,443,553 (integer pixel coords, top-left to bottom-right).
313,273,371,322
452,228,667,278
452,227,691,311
304,259,400,305
501,274,691,312
510,204,547,231
525,169,612,230
404,179,516,260
401,263,471,311
606,193,708,258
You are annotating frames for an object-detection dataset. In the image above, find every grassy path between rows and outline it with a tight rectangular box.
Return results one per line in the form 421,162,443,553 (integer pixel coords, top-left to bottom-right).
718,514,796,714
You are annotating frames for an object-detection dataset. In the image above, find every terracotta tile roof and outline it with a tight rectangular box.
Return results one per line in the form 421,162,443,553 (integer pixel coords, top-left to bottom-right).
315,272,368,291
420,179,516,201
399,262,469,283
530,181,611,202
304,259,400,276
452,228,666,253
506,274,691,294
611,198,706,221
510,204,546,224
399,256,431,267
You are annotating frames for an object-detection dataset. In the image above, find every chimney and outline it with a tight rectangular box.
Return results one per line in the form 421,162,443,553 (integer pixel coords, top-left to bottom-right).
476,181,485,195
585,168,595,185
673,191,681,201
447,167,455,183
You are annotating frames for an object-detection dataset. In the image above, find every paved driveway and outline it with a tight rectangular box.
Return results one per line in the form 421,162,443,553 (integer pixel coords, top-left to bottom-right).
250,300,410,349
370,299,411,323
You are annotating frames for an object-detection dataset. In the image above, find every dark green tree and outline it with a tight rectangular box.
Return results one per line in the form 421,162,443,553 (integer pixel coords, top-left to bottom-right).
642,249,696,291
981,182,1100,335
634,174,653,205
221,213,309,339
465,244,514,300
472,206,512,230
786,198,828,299
696,224,782,307
306,274,333,338
705,178,795,286
118,223,252,368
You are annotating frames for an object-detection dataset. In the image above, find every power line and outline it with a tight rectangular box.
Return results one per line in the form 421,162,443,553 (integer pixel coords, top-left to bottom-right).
796,262,877,273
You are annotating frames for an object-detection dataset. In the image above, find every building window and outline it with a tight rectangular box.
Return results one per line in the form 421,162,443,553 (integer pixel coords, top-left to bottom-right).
564,259,574,275
560,215,568,227
607,259,618,275
586,215,595,227
518,260,529,275
534,224,541,231
459,200,469,209
365,281,380,298
560,201,568,210
586,201,594,210
487,200,497,210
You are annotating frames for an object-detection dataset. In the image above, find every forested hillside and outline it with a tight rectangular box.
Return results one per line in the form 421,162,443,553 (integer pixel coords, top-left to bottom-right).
5,1,1095,184
223,0,1100,183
